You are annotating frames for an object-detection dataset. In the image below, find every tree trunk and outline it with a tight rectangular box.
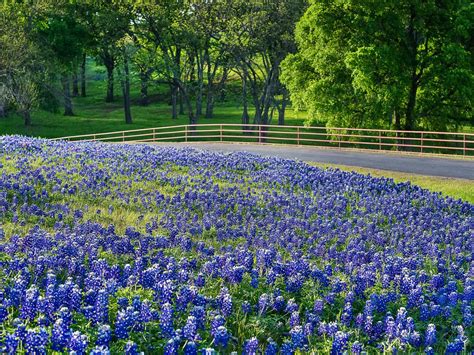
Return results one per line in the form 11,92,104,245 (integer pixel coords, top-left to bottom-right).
278,99,287,126
179,84,196,125
405,71,417,131
394,110,401,150
196,55,204,118
139,70,149,106
104,56,115,102
205,94,214,119
80,53,86,97
171,84,178,119
121,57,132,124
72,71,79,97
23,110,31,126
179,88,185,115
241,74,249,127
62,75,74,116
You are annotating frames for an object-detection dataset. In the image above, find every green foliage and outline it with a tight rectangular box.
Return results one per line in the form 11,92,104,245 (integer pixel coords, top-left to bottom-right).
281,0,474,130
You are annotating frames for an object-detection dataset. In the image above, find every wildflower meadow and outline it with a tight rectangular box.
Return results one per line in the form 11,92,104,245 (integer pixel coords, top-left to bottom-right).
0,136,472,354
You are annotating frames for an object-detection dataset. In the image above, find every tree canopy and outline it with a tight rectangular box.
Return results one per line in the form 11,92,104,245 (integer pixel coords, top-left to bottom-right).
281,0,473,130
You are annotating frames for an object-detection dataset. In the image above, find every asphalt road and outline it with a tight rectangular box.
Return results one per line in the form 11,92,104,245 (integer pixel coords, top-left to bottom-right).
154,142,474,180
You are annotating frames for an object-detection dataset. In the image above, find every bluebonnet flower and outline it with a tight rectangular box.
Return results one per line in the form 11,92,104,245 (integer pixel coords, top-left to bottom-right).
351,341,363,354
184,341,198,355
125,340,140,355
290,325,306,349
69,331,88,354
214,325,230,348
160,303,174,338
96,324,112,347
331,331,348,354
425,324,436,347
51,318,71,351
243,337,259,355
183,316,197,340
242,301,252,314
265,338,278,355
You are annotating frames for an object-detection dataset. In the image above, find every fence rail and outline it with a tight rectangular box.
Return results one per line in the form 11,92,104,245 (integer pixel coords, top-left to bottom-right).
52,123,474,157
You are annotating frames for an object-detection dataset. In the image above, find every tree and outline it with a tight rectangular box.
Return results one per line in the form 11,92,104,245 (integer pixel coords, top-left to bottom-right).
134,1,198,124
224,0,307,127
37,4,88,116
86,3,131,103
116,35,136,124
281,0,474,130
0,3,44,125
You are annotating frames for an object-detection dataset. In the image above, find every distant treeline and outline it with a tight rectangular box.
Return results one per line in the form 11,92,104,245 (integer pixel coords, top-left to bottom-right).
0,0,472,131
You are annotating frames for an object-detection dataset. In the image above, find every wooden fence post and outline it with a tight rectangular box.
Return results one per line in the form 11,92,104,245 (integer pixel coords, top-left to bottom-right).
185,125,188,142
420,132,423,154
297,127,300,146
464,134,466,156
258,125,262,144
153,128,156,141
220,124,223,142
122,131,125,142
379,130,382,150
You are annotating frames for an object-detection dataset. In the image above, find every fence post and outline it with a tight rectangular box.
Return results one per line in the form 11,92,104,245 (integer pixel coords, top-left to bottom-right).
93,134,96,142
185,125,188,142
220,124,223,142
464,134,466,156
338,131,341,149
379,130,382,151
122,131,125,142
420,132,423,154
153,128,156,141
258,125,262,144
297,127,300,146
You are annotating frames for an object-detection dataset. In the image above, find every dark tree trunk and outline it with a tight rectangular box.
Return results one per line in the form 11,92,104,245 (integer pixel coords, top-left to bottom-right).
62,75,74,116
103,54,115,102
278,100,287,126
72,71,79,97
171,83,178,119
23,111,31,126
205,94,214,119
179,88,185,115
139,70,150,106
196,55,204,118
405,71,417,131
121,57,132,124
178,84,196,125
241,74,249,126
394,110,402,150
80,53,86,97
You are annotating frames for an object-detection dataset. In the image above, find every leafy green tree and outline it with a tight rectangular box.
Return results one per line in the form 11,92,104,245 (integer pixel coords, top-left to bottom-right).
224,0,307,126
37,3,88,116
0,2,46,125
282,0,473,130
85,2,131,103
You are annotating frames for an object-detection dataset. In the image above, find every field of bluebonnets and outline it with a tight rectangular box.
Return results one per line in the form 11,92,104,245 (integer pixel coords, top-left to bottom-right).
0,135,472,354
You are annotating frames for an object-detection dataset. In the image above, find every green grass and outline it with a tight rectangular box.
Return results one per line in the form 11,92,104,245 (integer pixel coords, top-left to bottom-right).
0,61,308,138
310,162,474,203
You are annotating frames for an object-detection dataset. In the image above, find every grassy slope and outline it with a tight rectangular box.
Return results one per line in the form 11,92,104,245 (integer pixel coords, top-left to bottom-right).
310,162,474,203
0,62,307,138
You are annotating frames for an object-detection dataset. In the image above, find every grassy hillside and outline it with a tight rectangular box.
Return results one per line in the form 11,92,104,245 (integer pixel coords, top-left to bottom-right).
0,62,308,139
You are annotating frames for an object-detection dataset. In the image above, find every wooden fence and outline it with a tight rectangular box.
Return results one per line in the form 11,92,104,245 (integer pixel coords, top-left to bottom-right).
53,123,474,157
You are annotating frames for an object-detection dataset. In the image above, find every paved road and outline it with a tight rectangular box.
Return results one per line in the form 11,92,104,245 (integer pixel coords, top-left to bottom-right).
154,142,474,180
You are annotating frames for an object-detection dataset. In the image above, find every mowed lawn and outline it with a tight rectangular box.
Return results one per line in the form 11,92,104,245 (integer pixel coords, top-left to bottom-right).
0,62,307,139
